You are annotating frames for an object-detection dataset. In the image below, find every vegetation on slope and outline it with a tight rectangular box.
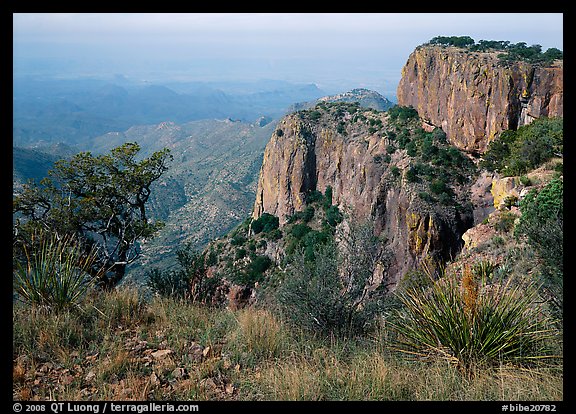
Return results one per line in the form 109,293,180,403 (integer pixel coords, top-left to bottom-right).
13,287,563,401
12,101,563,401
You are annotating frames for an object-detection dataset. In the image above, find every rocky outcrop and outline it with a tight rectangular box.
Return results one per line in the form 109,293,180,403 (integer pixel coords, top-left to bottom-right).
397,46,563,153
290,88,394,112
252,107,473,289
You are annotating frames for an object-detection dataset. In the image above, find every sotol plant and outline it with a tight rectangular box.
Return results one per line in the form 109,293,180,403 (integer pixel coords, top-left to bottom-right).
13,231,102,312
391,262,559,375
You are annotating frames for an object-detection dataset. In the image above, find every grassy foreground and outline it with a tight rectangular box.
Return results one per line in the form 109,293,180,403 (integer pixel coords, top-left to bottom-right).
13,287,562,401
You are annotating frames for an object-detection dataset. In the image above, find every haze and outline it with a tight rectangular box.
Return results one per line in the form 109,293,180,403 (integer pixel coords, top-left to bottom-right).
13,13,563,96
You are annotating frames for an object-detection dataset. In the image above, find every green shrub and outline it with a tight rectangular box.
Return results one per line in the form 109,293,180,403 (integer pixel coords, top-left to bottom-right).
481,118,563,176
515,178,563,310
429,178,450,195
252,213,279,234
231,233,246,246
325,205,343,227
323,186,333,210
146,244,220,304
520,175,532,186
405,167,419,183
265,228,283,241
13,231,100,312
290,223,312,239
301,206,315,222
234,255,273,286
418,191,434,203
388,105,419,122
309,110,322,121
276,222,385,337
305,189,324,204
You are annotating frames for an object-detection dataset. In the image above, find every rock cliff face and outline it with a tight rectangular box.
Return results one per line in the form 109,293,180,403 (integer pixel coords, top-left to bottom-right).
397,46,563,153
252,105,473,288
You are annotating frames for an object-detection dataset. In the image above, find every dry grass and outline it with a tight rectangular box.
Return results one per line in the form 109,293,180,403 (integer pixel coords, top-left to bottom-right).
13,287,563,401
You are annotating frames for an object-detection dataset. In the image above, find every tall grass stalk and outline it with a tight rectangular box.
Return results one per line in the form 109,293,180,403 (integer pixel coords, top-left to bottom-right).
13,231,101,312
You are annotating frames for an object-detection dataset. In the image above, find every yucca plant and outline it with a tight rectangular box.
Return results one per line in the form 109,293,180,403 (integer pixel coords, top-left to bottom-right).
13,231,101,312
391,262,559,375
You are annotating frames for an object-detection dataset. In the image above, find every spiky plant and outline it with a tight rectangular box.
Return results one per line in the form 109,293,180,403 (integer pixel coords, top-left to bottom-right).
13,231,101,312
391,262,559,375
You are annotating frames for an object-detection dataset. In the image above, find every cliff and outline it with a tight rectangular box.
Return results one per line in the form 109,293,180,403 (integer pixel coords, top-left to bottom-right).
252,103,473,288
397,46,563,153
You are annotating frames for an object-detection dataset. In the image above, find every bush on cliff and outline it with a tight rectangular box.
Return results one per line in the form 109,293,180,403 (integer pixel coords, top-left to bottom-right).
276,221,386,337
481,117,563,176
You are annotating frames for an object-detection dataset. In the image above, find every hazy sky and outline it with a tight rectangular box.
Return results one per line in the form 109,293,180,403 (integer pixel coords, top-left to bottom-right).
13,13,563,96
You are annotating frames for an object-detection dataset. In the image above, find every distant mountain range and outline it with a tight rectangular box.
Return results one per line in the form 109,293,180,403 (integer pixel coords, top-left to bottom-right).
13,77,326,148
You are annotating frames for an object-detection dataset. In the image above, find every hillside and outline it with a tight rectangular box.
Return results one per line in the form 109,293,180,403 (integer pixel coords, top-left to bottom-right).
85,119,279,281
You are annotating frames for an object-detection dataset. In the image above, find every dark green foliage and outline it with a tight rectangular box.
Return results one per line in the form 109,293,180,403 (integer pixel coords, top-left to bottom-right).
387,105,419,122
499,43,563,65
301,230,331,262
405,167,419,183
309,110,322,121
418,191,435,203
265,228,283,241
234,255,273,286
252,213,280,234
231,233,246,246
406,141,418,157
481,118,563,176
429,178,450,196
429,35,475,48
249,255,273,278
421,136,438,158
325,205,343,227
301,205,315,222
432,128,447,143
146,244,220,304
515,178,563,311
480,130,517,172
323,186,333,210
469,39,510,51
305,189,324,205
206,249,218,266
13,142,172,289
290,223,312,240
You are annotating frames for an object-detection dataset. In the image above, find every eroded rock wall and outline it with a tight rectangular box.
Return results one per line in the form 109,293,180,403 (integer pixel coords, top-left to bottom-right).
397,46,563,153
